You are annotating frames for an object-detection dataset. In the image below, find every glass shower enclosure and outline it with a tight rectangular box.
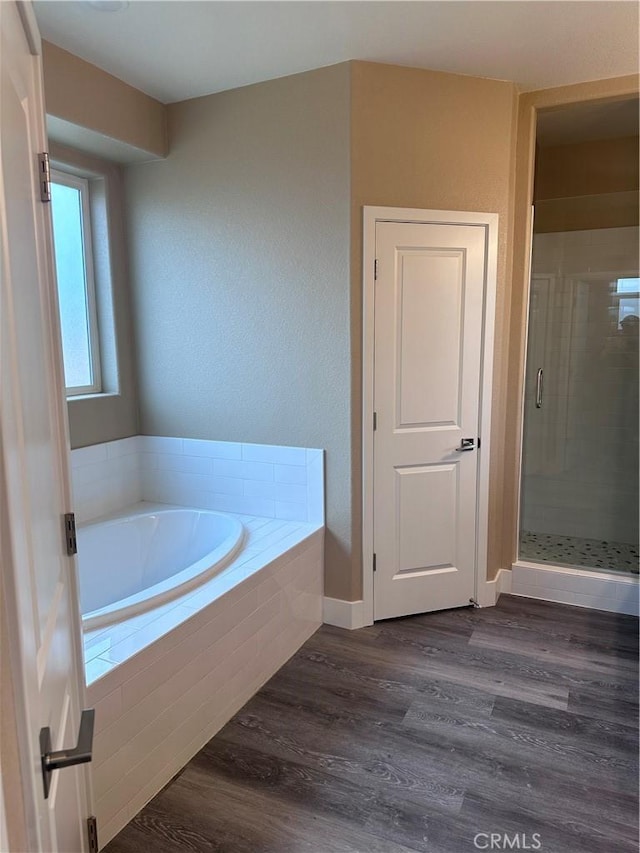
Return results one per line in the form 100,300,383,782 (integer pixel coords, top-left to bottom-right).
519,198,639,576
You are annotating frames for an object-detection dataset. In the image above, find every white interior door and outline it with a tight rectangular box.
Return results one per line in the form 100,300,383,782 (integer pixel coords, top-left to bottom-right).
1,2,92,850
372,218,489,621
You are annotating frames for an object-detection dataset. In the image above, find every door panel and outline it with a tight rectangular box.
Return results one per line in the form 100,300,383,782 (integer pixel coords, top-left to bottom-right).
396,251,464,427
1,2,90,849
373,220,487,620
396,463,457,573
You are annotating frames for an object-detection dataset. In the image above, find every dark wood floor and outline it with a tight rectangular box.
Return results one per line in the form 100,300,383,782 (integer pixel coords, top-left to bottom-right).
105,595,639,853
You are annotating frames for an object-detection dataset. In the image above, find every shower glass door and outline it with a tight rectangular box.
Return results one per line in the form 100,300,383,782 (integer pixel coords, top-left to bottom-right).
519,212,639,575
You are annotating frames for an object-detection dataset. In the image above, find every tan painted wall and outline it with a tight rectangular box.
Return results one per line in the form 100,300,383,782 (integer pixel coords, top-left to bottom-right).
50,143,140,449
535,135,639,200
350,62,518,590
534,135,639,232
52,43,636,599
124,64,352,597
42,41,168,158
504,76,639,573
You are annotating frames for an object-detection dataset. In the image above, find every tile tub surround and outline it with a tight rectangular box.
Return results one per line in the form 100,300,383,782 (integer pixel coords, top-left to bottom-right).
70,437,325,844
71,435,324,525
85,509,323,845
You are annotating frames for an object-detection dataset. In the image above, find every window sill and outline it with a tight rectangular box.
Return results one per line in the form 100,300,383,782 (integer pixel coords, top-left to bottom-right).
67,391,121,402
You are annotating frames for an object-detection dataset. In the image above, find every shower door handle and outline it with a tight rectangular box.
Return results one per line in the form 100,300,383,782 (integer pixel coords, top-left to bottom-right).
535,368,543,408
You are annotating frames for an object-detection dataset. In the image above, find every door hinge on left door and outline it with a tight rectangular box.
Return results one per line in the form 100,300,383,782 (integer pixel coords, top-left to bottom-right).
87,816,99,853
38,152,51,202
64,512,77,555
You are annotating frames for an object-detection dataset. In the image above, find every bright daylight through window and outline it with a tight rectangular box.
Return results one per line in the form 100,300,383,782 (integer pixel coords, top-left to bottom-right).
50,170,101,395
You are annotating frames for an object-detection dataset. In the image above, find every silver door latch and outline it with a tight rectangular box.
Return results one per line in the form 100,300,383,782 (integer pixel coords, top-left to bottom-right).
40,709,95,798
456,438,476,452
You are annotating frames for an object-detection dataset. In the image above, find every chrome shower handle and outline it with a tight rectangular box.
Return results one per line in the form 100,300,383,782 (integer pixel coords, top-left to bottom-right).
535,368,543,408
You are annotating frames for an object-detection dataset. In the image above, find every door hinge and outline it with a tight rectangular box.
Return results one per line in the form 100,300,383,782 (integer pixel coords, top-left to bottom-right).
87,816,99,853
38,152,51,203
64,512,77,556
373,411,377,431
373,553,377,572
374,259,378,280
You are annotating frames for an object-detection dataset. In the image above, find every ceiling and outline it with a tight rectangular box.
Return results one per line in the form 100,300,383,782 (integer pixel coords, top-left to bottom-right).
34,1,639,105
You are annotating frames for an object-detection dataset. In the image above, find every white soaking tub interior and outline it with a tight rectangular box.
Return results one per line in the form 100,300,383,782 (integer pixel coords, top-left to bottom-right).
78,508,244,629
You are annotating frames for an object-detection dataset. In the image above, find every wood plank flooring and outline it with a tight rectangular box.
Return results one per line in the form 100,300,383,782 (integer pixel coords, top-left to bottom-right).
104,595,639,853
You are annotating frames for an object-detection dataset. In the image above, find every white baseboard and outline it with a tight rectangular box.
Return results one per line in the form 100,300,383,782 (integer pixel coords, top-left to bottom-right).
512,561,639,616
476,568,512,607
323,597,366,629
326,572,513,627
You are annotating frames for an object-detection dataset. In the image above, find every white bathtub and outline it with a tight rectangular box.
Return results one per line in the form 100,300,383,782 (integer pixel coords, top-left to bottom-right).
77,508,244,629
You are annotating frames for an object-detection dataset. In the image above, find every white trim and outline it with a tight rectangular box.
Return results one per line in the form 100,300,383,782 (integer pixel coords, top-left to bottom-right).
323,597,366,630
362,206,500,626
476,567,513,608
0,775,7,853
512,561,639,616
16,2,41,56
51,168,103,396
1,5,92,845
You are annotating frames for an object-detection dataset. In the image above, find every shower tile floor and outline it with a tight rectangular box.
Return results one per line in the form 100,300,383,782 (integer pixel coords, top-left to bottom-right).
520,530,639,575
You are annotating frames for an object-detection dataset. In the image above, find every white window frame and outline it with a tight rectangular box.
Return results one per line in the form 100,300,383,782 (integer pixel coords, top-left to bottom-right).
51,168,102,396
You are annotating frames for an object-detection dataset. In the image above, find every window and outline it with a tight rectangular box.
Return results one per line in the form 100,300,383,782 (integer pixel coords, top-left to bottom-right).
50,169,101,395
614,277,639,329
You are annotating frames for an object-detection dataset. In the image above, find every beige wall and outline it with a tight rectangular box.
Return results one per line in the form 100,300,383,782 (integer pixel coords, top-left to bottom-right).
52,41,637,599
42,41,168,159
126,60,521,600
350,62,518,590
535,135,639,200
124,64,353,596
504,76,639,573
534,135,639,232
51,143,140,449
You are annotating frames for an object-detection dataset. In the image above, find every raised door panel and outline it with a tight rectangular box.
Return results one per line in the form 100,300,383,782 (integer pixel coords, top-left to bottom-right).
396,251,464,429
395,464,457,575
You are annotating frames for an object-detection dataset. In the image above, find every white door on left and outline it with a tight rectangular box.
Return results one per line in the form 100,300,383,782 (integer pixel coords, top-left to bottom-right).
1,2,92,850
